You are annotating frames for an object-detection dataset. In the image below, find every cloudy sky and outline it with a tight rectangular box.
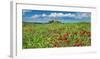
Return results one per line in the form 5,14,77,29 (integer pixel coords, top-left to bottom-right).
22,9,91,23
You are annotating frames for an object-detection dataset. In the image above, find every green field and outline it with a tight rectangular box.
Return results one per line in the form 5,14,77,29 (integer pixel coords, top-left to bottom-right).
22,22,91,49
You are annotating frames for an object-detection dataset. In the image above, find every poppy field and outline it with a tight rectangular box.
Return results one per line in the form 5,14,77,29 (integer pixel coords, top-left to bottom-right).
22,22,91,49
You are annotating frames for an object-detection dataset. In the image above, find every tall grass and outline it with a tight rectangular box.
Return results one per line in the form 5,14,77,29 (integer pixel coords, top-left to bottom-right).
22,22,91,49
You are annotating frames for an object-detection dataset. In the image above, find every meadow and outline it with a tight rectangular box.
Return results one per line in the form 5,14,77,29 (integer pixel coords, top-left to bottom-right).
22,21,91,49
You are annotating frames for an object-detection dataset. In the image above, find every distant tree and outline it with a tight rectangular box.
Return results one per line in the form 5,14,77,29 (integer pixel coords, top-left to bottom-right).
48,20,61,23
49,20,55,23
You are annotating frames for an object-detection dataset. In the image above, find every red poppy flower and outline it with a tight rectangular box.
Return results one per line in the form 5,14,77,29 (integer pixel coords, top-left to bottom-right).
80,30,85,35
64,33,69,37
63,33,69,39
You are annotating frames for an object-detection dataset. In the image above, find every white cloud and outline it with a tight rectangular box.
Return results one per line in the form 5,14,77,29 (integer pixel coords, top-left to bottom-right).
64,13,76,17
48,13,64,17
42,14,47,17
48,13,76,17
31,14,48,19
31,15,40,18
29,12,90,20
81,13,90,17
56,13,64,17
48,13,57,17
75,13,90,19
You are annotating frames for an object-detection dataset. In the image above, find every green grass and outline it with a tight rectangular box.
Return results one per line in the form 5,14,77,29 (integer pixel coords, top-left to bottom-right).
22,22,91,49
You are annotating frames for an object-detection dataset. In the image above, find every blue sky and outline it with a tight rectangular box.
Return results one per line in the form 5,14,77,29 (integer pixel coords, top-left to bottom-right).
22,9,91,23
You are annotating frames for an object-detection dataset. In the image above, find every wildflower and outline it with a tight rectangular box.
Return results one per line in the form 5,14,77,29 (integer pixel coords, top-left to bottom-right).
63,33,69,39
80,30,86,35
